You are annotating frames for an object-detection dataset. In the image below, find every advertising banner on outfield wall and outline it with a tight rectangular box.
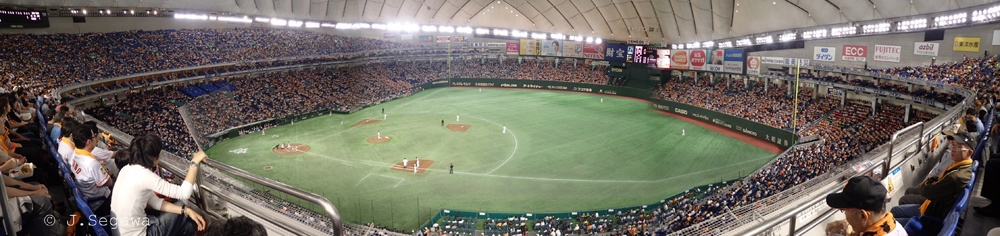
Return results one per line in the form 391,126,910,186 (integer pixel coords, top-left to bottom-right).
655,49,671,69
914,42,939,56
506,42,520,55
520,39,541,56
604,43,629,62
670,50,690,70
452,36,468,44
994,30,1000,45
688,50,707,70
383,33,397,39
723,49,745,74
814,47,835,61
541,40,563,56
746,56,761,75
842,45,868,61
873,45,901,62
436,36,451,43
953,37,981,52
419,35,432,43
582,43,605,59
562,41,583,58
401,34,413,40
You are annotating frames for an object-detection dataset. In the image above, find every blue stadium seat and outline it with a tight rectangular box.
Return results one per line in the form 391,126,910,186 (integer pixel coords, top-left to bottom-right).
939,209,961,236
955,188,971,213
904,216,926,236
37,99,110,236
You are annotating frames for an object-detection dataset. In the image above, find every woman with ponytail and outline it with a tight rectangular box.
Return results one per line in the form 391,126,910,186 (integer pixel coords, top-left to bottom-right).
110,134,207,236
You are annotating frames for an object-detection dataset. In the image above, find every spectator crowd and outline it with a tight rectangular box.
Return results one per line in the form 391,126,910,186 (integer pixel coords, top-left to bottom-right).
5,27,997,236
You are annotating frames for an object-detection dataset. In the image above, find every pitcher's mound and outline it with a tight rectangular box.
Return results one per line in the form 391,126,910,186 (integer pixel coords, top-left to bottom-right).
272,144,311,155
447,124,471,132
367,136,392,143
390,160,436,174
353,119,382,127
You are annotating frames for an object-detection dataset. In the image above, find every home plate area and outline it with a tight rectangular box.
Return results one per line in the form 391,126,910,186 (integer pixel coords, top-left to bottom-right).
389,160,436,174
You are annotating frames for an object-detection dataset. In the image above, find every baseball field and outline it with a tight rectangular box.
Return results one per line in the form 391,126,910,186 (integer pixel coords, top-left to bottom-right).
205,87,778,230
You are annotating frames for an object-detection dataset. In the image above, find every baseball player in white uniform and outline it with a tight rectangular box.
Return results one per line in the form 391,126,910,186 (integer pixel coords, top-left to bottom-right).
403,158,408,169
682,129,686,136
502,125,507,134
456,114,460,122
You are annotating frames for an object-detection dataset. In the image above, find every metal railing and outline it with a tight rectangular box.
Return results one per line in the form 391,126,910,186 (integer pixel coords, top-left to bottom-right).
81,114,344,236
728,67,974,235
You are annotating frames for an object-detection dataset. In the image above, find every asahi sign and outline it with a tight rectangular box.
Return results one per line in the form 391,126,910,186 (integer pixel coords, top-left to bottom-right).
913,42,939,56
873,45,901,62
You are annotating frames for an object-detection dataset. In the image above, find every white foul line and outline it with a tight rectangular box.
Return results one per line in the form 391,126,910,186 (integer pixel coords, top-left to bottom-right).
354,173,373,186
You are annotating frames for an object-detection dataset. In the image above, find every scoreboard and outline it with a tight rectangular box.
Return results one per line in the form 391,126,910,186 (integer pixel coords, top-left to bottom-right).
0,8,49,28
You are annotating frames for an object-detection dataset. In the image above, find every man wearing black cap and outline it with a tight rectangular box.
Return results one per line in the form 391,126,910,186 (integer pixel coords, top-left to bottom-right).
825,176,906,236
890,131,974,225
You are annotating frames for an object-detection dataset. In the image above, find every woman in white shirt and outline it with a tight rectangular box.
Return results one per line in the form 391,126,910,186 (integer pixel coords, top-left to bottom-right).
110,134,207,236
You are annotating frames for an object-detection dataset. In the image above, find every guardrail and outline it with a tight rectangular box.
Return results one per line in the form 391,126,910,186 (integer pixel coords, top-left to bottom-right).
79,113,344,236
731,67,973,235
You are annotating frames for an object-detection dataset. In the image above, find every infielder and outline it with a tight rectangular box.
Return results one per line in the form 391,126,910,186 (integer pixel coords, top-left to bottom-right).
456,114,460,122
403,158,408,169
415,157,420,169
377,131,382,139
682,129,686,136
383,114,387,120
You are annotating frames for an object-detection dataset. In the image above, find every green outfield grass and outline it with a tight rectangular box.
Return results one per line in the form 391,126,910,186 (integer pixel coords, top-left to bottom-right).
205,87,776,230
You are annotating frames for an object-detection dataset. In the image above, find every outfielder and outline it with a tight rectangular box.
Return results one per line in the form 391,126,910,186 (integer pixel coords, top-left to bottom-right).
682,129,686,136
502,125,507,134
383,114,387,120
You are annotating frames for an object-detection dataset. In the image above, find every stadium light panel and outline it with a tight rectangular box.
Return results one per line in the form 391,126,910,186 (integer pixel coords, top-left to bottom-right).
218,16,252,23
82,10,87,14
702,41,714,48
335,23,352,29
595,38,602,44
288,20,304,27
718,41,733,48
531,33,546,39
493,29,508,36
830,26,856,37
585,37,594,43
386,23,403,31
778,32,796,42
439,26,455,33
421,25,438,32
371,23,387,30
174,13,209,20
861,22,890,34
457,27,474,34
321,23,336,28
550,33,564,40
305,22,321,28
934,12,967,27
403,23,420,32
271,18,288,26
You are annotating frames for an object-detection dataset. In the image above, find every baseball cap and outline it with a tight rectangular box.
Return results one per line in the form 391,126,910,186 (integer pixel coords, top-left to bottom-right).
942,129,976,148
826,176,887,212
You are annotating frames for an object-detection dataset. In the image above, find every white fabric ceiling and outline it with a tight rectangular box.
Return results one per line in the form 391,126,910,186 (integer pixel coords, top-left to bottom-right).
6,0,998,42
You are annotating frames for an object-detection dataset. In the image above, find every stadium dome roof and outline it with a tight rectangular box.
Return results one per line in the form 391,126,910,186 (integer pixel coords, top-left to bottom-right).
14,0,998,42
